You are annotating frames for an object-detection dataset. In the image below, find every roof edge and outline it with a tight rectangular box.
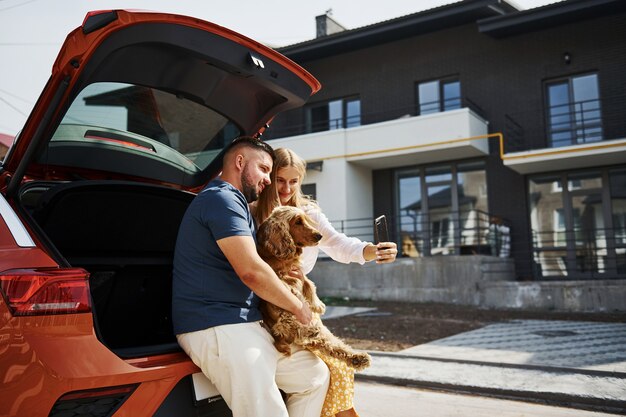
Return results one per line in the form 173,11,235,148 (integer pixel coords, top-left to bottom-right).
478,0,626,38
278,0,519,61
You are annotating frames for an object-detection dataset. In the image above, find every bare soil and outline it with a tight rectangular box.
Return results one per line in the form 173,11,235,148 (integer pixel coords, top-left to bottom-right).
322,299,626,352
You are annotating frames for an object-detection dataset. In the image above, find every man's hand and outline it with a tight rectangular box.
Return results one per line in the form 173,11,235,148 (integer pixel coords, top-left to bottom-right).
217,235,310,321
293,300,313,325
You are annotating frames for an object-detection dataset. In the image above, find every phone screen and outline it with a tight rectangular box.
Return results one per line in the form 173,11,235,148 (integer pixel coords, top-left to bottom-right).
374,215,389,244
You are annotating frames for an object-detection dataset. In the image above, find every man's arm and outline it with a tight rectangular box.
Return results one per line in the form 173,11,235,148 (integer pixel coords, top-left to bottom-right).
217,235,312,325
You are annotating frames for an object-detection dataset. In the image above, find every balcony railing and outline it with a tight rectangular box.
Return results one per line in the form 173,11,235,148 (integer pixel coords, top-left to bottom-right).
530,227,626,279
264,97,488,140
307,114,362,133
504,95,626,154
324,212,626,280
327,210,508,258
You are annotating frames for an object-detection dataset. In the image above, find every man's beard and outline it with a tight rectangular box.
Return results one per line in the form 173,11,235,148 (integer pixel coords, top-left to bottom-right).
241,164,260,203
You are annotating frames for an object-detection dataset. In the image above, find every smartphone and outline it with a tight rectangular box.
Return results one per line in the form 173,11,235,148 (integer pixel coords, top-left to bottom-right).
374,215,389,244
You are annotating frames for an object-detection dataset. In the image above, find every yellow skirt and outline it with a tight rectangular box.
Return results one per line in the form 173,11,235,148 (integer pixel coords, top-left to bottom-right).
314,351,355,416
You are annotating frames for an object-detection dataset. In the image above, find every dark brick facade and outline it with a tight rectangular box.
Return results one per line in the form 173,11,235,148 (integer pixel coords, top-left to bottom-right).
267,2,626,279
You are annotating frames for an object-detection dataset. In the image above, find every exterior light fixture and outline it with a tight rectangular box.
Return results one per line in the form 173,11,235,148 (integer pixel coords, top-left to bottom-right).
563,52,571,65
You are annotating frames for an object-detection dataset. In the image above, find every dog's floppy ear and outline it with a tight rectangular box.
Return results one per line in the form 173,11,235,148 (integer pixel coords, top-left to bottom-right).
258,216,298,260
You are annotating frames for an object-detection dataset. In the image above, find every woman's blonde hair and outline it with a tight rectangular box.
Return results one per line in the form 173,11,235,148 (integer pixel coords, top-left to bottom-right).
254,148,317,225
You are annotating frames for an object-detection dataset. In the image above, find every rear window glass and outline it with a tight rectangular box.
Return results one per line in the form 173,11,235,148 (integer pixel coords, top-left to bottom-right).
47,82,240,171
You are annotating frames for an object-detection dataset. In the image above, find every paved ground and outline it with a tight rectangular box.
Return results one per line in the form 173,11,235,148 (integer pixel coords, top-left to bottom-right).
323,306,626,414
354,381,619,417
321,300,626,352
402,320,626,372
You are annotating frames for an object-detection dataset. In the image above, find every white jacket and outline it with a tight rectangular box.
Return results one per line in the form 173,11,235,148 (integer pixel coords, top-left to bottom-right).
300,205,369,275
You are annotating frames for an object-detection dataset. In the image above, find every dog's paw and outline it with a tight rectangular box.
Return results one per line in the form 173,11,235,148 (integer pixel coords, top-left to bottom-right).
305,325,321,338
297,324,320,340
350,352,372,370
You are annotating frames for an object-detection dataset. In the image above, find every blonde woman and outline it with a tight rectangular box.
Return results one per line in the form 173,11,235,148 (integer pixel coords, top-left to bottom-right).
253,148,397,417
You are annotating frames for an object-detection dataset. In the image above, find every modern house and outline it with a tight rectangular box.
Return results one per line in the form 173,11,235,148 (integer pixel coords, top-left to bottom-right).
262,0,626,310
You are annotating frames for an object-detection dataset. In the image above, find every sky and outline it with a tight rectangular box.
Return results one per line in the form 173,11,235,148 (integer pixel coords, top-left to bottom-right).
0,0,561,136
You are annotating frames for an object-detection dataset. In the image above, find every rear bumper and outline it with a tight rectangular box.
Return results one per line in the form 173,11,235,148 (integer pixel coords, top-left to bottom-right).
0,310,212,416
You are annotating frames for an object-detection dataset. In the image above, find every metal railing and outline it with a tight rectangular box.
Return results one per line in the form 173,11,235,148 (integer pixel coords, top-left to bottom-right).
418,96,462,115
326,209,508,258
529,227,626,279
503,95,626,154
264,97,488,140
263,94,626,155
547,98,603,147
323,212,626,280
307,114,362,133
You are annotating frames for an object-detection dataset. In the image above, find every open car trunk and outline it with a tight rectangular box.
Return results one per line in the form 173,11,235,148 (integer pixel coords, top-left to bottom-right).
20,180,194,357
3,9,321,361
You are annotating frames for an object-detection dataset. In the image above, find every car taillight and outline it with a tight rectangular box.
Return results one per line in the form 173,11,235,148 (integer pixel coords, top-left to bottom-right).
0,268,91,316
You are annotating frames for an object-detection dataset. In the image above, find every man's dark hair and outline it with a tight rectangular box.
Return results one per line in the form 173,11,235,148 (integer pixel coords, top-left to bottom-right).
224,136,275,161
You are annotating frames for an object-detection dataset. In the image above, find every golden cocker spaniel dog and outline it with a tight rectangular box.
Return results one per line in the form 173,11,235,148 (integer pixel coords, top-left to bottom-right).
256,206,371,371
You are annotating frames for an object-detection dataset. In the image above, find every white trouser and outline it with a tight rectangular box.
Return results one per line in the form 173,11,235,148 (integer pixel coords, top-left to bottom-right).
177,321,330,417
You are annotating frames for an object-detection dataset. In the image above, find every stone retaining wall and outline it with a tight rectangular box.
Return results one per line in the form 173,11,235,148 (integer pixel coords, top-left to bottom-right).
309,256,626,312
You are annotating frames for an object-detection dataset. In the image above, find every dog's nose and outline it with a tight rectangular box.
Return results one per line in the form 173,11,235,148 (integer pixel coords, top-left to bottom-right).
314,233,322,242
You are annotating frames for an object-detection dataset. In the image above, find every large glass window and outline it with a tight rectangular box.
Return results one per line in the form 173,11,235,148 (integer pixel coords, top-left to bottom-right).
425,165,454,255
529,168,624,279
529,176,565,248
570,171,605,273
346,99,361,128
398,171,423,257
546,73,602,147
395,160,487,257
458,161,488,247
328,100,343,130
306,97,361,133
418,81,439,115
529,175,567,277
417,79,461,115
610,169,626,273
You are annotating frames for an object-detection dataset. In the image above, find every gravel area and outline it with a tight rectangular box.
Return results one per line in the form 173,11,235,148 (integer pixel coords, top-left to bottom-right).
321,299,626,352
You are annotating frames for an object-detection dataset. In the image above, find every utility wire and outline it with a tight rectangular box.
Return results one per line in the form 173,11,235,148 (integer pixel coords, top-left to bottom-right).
0,95,29,116
0,88,32,105
0,0,41,12
0,42,57,46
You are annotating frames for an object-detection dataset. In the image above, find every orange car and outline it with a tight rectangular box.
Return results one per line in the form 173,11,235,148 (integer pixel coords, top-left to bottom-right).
0,10,319,417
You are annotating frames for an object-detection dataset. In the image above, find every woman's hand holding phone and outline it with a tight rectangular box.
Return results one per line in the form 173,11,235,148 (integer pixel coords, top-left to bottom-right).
366,215,398,263
374,241,398,264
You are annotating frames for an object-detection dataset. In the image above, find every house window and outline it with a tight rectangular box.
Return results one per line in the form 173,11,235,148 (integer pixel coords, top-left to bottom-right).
529,168,625,279
610,169,626,248
417,79,461,115
546,73,602,147
553,178,581,192
553,208,581,247
431,218,450,249
395,160,487,257
305,97,361,133
301,183,317,200
345,99,361,128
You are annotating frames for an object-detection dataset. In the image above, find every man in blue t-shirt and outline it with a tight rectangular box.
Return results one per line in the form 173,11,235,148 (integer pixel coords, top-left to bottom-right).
173,137,329,417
